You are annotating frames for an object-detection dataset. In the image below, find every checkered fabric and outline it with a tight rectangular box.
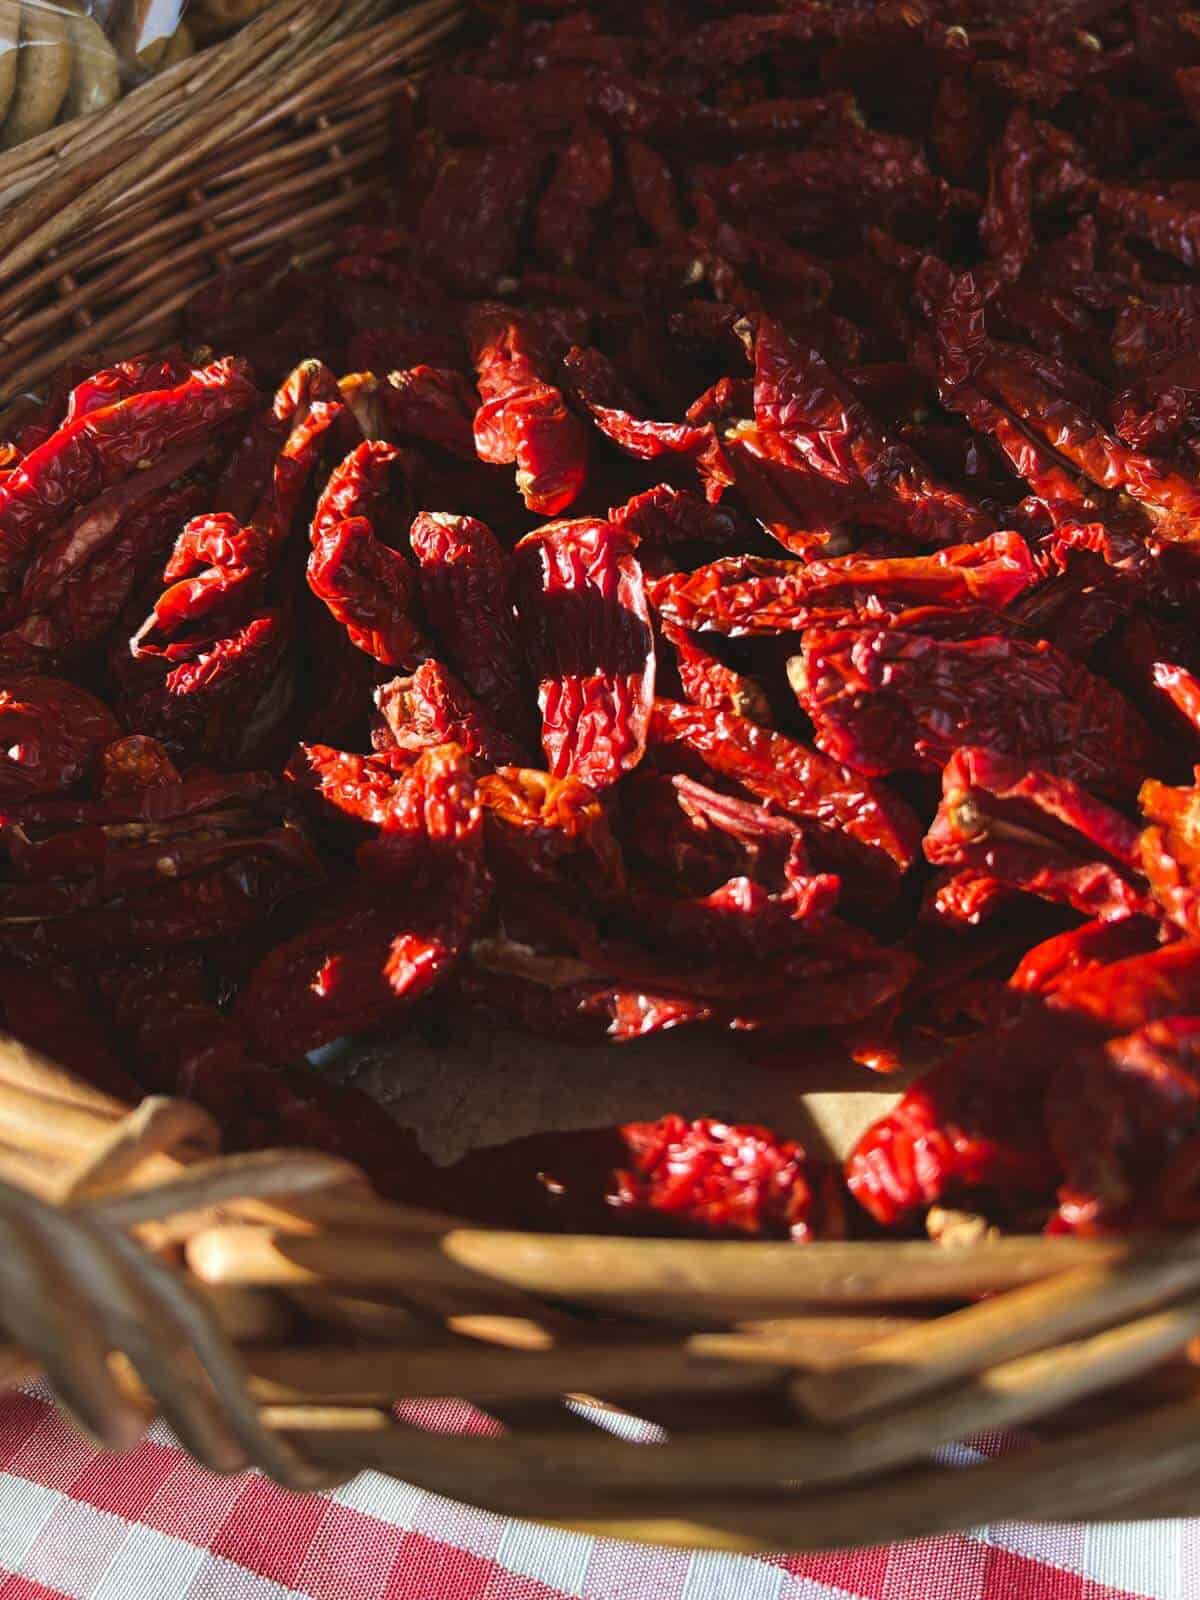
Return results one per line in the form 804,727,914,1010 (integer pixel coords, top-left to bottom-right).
0,1387,1192,1600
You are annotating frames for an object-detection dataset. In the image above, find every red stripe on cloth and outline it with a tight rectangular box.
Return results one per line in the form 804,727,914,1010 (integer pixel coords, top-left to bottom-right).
0,1577,74,1600
782,1541,890,1596
384,1532,498,1600
0,1391,1182,1600
787,1536,1160,1600
66,1438,178,1520
0,1397,55,1475
981,1546,1085,1600
296,1499,413,1600
4,1404,96,1492
988,1520,1087,1578
986,1540,1169,1600
208,1474,331,1588
392,1400,505,1438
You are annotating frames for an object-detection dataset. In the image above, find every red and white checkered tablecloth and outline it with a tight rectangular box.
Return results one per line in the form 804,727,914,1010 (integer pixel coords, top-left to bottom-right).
0,1386,1190,1600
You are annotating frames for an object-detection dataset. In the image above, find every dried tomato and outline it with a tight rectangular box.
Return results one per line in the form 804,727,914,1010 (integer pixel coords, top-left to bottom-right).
0,357,257,608
846,1016,1063,1227
416,141,545,295
650,697,921,885
467,305,590,515
479,765,624,898
409,510,525,732
662,620,771,723
924,747,1152,922
374,662,525,767
1048,1017,1200,1234
612,1115,844,1241
607,483,737,547
1009,917,1167,998
0,962,137,1101
238,744,489,1057
751,317,995,548
650,532,1038,637
381,366,478,460
535,120,614,271
308,516,423,668
0,677,118,802
790,626,1154,799
514,518,655,789
1139,775,1200,937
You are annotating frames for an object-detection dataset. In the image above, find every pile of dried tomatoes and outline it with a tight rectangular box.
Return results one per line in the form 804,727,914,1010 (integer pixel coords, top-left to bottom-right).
3,0,1200,1241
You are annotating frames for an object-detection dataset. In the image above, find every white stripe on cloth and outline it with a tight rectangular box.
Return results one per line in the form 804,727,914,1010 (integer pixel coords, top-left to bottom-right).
494,1517,596,1594
1084,1519,1191,1600
680,1549,788,1600
330,1468,427,1529
0,1470,63,1570
90,1524,208,1600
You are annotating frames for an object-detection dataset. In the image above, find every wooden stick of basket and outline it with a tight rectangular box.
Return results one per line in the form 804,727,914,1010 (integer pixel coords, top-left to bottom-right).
0,1027,1197,1553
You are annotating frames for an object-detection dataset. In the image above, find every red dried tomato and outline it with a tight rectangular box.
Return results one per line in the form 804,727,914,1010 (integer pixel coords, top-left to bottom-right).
9,0,1200,1245
611,1115,844,1241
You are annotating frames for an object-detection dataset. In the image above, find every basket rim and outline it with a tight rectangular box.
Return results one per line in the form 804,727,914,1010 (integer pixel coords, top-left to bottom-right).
0,789,1187,1547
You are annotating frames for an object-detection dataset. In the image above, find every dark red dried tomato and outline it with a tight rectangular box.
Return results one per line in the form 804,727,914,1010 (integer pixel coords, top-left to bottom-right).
662,620,772,723
0,357,257,609
478,765,624,898
0,677,119,802
514,518,655,789
790,626,1155,800
238,744,489,1057
374,662,525,767
409,510,525,733
1009,918,1168,998
650,532,1038,637
467,305,590,515
649,697,921,891
1046,1012,1200,1234
846,1017,1064,1227
751,316,995,548
924,747,1152,923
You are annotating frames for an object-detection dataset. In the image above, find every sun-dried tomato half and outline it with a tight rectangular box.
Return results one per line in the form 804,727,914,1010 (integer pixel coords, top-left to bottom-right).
514,518,655,789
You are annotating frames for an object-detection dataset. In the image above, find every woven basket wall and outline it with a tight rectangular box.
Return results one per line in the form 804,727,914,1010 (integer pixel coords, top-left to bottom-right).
0,0,1196,1557
0,1031,1198,1555
0,0,463,404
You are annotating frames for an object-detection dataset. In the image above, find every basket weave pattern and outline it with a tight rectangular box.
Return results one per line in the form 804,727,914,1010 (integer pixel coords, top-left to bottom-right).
0,0,462,403
0,1032,1197,1554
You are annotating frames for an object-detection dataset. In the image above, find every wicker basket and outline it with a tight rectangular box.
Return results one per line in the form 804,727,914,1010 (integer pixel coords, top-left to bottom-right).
0,0,463,403
0,0,1195,1557
0,1033,1197,1554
